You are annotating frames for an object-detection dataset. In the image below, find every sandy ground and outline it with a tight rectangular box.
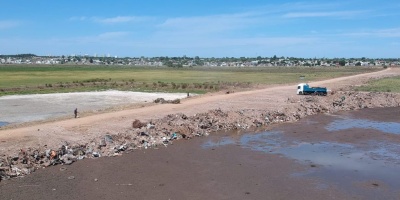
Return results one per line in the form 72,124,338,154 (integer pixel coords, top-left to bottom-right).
1,107,400,200
0,91,189,125
1,68,399,155
1,68,400,199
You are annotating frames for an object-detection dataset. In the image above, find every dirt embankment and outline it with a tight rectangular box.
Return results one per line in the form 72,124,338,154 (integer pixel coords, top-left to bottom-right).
1,68,400,181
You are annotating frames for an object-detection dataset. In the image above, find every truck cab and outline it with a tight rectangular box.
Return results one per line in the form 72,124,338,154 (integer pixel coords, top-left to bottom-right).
297,83,308,95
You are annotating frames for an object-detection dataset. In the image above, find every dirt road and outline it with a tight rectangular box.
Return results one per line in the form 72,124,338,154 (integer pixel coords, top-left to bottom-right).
1,68,399,155
2,106,400,200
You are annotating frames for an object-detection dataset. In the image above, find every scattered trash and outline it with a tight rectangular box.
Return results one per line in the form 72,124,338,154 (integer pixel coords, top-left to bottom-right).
104,135,113,143
1,91,400,181
140,132,149,136
154,98,180,104
92,152,101,157
147,123,155,129
170,133,178,140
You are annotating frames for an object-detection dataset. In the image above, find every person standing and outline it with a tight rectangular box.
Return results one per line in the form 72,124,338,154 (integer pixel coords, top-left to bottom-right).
74,108,78,118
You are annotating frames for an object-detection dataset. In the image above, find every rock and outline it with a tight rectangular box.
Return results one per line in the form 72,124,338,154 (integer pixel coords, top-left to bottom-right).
104,135,113,143
115,145,127,153
170,99,180,104
86,147,93,154
0,172,10,181
92,152,101,157
45,149,51,158
154,98,166,103
21,167,32,175
60,154,76,165
77,156,85,160
154,98,180,104
73,149,85,156
132,119,144,128
147,123,155,129
64,160,73,165
140,132,149,136
99,138,106,147
42,161,51,167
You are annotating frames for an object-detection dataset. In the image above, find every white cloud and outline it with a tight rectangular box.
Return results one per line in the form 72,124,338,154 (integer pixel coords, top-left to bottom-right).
154,11,274,38
283,10,367,18
132,33,320,50
0,20,19,29
343,28,400,38
94,16,152,24
69,16,88,21
374,28,400,37
208,37,318,47
69,15,152,24
97,31,130,39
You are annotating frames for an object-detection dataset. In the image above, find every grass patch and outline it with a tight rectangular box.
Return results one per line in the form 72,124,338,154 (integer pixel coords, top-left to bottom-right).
355,76,400,93
0,65,381,96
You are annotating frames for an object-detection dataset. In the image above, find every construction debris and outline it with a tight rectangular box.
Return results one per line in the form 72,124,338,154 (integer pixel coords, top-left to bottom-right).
154,98,180,104
0,91,399,181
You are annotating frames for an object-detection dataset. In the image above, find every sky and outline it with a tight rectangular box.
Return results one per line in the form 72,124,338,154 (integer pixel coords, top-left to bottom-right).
0,0,399,58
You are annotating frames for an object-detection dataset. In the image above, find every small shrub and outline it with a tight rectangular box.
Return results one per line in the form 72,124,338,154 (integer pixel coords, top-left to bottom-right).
181,83,188,89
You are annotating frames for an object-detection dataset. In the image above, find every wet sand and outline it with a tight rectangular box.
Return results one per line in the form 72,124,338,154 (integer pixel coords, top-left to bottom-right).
1,107,400,200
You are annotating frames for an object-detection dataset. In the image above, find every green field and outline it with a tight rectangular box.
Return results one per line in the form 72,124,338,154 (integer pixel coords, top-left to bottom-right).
356,76,400,93
0,65,382,96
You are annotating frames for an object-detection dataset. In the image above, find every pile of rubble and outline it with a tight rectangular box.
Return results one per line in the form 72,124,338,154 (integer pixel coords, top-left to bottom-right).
1,91,399,181
154,98,180,104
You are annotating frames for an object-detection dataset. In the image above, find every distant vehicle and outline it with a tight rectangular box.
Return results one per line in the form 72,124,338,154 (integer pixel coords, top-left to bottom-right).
297,83,327,96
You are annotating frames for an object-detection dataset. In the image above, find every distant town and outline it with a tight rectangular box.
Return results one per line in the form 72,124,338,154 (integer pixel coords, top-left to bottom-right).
1,54,399,67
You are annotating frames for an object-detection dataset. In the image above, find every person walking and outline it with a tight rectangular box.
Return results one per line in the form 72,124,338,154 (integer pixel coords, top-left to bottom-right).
74,108,78,118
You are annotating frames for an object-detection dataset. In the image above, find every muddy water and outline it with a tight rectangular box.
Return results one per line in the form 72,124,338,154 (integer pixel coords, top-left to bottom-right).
203,107,400,199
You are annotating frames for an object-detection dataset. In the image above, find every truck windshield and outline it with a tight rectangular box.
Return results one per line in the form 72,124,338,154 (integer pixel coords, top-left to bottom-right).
297,86,301,89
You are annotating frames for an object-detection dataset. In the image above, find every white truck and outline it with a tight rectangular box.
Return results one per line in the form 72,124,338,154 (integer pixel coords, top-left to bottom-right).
297,83,327,96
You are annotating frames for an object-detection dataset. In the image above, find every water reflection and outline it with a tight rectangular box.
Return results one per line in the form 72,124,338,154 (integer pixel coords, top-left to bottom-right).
203,130,400,190
326,118,400,134
202,137,235,148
